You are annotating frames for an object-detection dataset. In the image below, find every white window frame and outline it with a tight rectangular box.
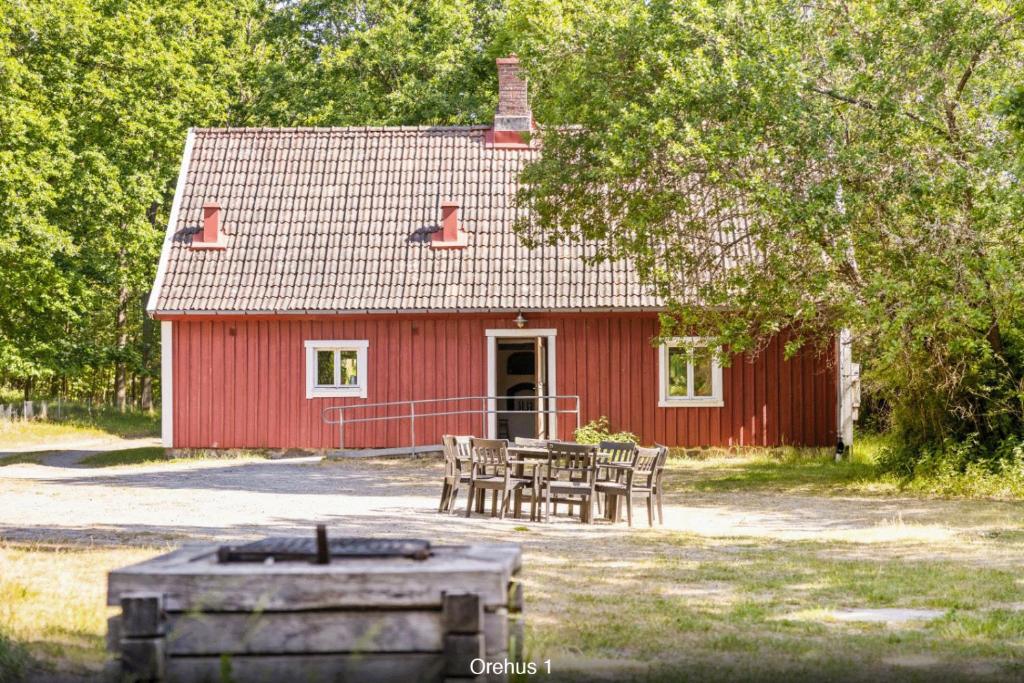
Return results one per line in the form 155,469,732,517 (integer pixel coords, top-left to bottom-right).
658,337,724,407
304,340,369,399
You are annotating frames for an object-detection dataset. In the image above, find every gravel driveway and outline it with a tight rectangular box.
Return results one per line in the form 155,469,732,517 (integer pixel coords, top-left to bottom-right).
2,453,1021,567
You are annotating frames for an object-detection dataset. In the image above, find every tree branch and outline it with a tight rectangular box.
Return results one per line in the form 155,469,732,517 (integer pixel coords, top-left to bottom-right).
806,85,950,140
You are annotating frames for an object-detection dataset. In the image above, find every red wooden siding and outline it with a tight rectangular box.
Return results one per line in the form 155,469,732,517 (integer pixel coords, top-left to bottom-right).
170,314,836,450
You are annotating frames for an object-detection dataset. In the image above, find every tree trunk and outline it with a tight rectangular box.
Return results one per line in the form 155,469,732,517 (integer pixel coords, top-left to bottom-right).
115,286,129,413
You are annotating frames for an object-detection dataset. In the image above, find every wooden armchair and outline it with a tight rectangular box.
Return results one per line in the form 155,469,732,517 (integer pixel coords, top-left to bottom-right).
595,446,662,527
465,438,538,520
540,442,599,524
439,435,473,514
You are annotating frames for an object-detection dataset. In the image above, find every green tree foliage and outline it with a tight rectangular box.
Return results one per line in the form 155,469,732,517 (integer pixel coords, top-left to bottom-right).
517,0,1024,462
247,0,503,126
0,0,261,405
0,0,595,407
3,0,1019,475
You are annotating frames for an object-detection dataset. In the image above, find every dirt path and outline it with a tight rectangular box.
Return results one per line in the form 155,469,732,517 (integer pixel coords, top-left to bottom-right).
0,436,161,464
2,455,1021,567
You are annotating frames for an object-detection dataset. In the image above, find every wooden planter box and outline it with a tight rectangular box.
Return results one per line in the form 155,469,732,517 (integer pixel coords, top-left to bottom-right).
107,542,524,682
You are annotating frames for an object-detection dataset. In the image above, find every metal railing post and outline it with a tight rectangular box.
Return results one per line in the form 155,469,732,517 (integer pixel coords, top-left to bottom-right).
410,401,416,453
574,396,580,438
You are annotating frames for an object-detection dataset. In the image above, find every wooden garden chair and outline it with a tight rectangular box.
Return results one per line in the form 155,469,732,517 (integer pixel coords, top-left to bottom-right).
439,435,473,514
465,438,538,520
540,442,599,524
651,444,670,524
510,437,550,512
595,446,662,527
594,440,636,516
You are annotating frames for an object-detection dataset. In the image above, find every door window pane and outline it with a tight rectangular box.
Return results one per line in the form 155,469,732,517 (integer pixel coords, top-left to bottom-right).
692,348,713,397
316,350,335,386
339,350,358,385
667,346,689,397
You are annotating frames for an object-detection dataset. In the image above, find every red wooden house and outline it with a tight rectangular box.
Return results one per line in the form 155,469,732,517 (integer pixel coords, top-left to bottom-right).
147,57,858,452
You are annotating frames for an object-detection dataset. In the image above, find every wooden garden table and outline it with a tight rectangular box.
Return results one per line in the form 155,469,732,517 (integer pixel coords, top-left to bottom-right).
507,445,631,522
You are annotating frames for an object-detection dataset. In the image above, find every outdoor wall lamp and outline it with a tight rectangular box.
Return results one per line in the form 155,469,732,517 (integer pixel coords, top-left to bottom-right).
514,312,527,329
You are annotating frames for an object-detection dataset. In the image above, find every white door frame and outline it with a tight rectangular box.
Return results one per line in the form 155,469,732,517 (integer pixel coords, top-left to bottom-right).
485,328,557,439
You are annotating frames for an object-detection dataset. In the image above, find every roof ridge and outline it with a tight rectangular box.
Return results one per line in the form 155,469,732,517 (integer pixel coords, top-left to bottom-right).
192,125,492,134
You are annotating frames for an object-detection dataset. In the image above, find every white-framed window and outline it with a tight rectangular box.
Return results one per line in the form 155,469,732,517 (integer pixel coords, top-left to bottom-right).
658,337,724,407
304,340,369,399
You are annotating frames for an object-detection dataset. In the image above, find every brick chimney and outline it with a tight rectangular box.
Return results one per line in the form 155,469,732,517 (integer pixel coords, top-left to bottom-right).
431,200,467,249
489,56,532,148
192,201,226,250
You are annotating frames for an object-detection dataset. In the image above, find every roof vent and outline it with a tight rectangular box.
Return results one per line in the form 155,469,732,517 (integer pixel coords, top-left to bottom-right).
192,201,226,250
431,200,467,249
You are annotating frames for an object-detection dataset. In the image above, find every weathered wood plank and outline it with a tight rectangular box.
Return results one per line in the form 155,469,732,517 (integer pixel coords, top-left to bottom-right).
444,633,485,677
108,545,519,611
106,616,121,653
165,610,443,655
109,568,508,611
121,637,165,681
453,543,522,574
443,593,483,634
121,593,164,637
483,609,508,657
167,652,446,683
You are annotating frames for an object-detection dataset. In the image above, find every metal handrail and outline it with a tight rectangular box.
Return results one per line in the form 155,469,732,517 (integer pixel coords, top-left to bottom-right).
321,394,581,450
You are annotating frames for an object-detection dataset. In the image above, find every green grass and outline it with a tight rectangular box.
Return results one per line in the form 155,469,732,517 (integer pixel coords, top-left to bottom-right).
77,447,169,467
1,446,270,468
662,442,890,497
7,533,1023,682
661,435,1024,500
526,535,1024,681
0,452,50,466
0,407,159,449
0,630,30,683
683,453,879,493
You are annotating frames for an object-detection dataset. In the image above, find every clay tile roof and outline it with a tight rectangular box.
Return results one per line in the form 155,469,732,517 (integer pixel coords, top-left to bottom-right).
150,126,661,314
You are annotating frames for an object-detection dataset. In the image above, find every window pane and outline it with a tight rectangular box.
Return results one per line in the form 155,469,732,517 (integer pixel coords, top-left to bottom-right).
316,350,335,386
667,346,689,397
692,348,713,397
339,350,359,385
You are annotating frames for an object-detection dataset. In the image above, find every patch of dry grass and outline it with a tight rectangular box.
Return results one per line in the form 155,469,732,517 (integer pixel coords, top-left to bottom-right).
0,542,160,679
0,410,158,450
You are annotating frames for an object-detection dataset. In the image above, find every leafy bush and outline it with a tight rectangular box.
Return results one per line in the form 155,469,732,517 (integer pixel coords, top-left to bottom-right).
574,417,638,445
877,434,1024,498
